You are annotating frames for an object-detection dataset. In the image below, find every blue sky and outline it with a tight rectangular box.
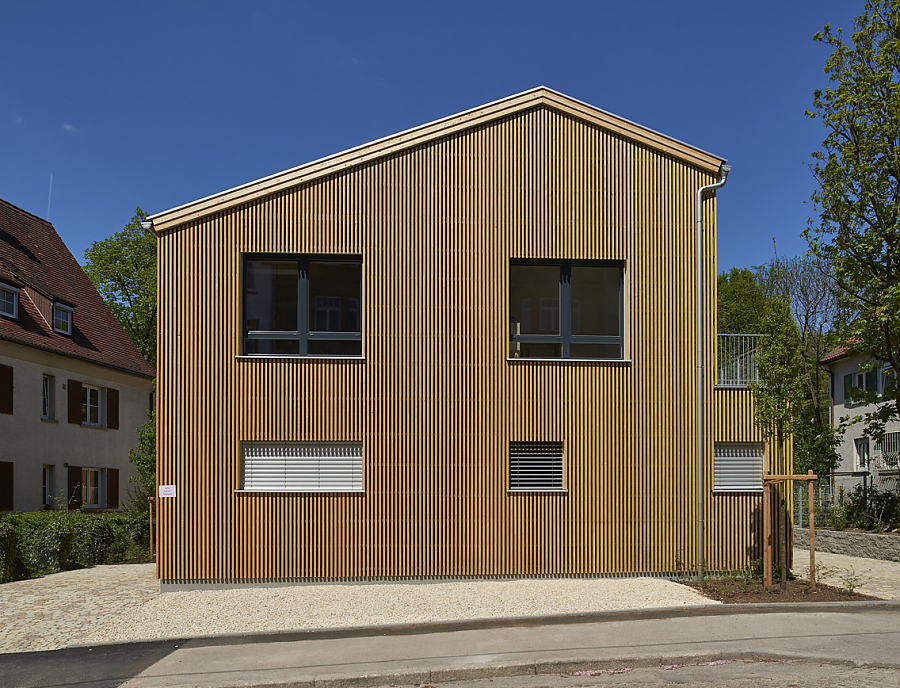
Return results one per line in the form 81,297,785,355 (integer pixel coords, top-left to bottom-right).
1,1,859,271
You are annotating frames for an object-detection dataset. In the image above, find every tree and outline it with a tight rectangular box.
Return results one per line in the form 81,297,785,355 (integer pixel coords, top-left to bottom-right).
751,300,809,458
719,259,842,476
83,208,157,367
83,209,157,514
806,0,900,441
127,410,156,516
717,268,768,334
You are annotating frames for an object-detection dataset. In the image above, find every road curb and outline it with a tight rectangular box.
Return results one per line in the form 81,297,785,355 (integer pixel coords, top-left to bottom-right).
140,650,900,688
74,599,900,653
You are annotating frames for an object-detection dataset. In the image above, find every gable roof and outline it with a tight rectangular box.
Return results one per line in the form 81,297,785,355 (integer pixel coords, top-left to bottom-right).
0,199,155,379
149,86,727,233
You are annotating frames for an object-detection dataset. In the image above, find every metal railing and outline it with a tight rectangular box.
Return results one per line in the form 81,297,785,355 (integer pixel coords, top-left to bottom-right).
716,334,764,388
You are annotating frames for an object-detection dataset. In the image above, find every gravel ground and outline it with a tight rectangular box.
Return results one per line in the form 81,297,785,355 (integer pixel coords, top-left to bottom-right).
82,577,717,645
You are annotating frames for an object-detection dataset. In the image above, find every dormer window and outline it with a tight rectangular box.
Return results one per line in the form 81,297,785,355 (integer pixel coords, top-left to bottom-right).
53,303,73,335
0,283,19,319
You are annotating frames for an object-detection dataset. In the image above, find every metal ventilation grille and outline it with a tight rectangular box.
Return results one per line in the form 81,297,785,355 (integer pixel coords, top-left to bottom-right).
242,442,363,492
509,442,564,491
713,443,764,492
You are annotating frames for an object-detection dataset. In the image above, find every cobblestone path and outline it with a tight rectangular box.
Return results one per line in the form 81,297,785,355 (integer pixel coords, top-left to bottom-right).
793,548,900,599
0,563,156,653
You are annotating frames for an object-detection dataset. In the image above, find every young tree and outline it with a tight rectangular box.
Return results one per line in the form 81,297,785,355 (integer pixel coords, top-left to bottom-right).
127,410,156,516
83,208,157,367
752,300,808,459
806,0,900,440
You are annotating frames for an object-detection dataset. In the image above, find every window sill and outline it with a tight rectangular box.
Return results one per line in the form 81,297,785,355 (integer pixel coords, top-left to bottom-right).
506,358,631,364
235,488,365,494
236,355,366,361
507,488,568,494
40,417,59,424
712,488,763,493
79,423,108,430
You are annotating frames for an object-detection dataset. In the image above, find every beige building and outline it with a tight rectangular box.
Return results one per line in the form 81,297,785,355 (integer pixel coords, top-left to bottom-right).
0,199,155,513
149,88,787,584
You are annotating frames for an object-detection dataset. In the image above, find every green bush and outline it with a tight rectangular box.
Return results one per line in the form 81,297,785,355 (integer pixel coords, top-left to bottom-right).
0,510,150,583
828,485,900,532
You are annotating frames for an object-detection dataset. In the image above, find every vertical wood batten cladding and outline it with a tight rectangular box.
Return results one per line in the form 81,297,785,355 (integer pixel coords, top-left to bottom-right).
709,388,792,571
158,105,760,581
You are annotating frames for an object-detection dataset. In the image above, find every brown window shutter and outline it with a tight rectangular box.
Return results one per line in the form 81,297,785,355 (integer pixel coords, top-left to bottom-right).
0,461,13,511
68,380,82,424
107,468,119,509
106,388,119,430
67,465,82,510
0,364,13,415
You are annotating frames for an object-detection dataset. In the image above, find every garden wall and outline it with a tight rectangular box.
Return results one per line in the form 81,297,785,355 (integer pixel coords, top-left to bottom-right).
793,526,900,563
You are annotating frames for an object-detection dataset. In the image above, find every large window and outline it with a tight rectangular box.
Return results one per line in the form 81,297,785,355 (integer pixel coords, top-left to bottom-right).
509,261,623,359
243,256,362,356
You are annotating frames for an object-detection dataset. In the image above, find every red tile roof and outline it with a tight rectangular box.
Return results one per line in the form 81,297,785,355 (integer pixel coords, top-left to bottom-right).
0,199,155,378
821,341,859,365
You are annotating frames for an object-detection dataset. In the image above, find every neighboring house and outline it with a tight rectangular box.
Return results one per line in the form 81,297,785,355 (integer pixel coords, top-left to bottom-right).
148,87,785,585
0,199,155,513
822,345,899,493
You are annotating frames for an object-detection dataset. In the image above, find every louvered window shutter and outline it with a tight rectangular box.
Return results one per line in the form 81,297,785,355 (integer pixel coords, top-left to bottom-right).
713,443,764,492
0,461,13,510
843,374,853,404
107,468,119,508
68,380,82,424
867,369,878,395
0,364,13,415
242,443,363,492
509,442,564,491
67,465,82,509
106,388,119,429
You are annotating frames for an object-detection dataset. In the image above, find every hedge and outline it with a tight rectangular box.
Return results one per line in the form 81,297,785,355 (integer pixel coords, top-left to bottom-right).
0,511,150,583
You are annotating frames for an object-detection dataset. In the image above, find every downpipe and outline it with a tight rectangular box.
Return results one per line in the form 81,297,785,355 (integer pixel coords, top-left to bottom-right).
696,164,731,581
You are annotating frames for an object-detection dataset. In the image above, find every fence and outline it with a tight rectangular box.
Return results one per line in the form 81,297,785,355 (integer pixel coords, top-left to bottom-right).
793,482,834,528
716,334,763,387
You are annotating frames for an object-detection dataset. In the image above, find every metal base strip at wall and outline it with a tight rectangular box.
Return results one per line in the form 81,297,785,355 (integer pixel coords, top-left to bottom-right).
158,569,755,592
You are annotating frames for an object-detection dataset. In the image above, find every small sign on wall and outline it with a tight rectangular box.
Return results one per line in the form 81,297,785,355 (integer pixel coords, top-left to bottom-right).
158,485,177,498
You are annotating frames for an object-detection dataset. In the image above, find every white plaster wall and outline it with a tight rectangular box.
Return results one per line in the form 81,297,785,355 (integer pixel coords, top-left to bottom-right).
0,340,154,513
829,353,900,492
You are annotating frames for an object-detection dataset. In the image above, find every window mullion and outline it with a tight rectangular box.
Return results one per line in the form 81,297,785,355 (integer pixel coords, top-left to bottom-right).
298,261,309,355
560,264,571,358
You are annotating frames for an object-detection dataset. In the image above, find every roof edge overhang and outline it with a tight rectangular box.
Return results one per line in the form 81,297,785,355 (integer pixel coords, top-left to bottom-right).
149,86,727,234
0,334,156,380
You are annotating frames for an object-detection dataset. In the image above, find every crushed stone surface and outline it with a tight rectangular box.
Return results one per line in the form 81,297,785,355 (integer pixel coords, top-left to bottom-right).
80,576,716,646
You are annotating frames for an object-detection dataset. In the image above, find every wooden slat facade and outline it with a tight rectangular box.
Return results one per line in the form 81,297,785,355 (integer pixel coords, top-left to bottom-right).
155,92,781,582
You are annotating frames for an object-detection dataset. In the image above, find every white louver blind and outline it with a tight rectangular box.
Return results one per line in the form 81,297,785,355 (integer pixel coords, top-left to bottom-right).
509,442,564,491
242,442,363,492
713,443,764,492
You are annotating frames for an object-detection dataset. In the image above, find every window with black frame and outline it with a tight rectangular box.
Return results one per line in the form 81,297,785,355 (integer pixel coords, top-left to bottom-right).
509,261,623,359
243,256,362,356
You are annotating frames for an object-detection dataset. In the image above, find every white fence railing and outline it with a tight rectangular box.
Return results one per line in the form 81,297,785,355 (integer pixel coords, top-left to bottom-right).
717,334,763,388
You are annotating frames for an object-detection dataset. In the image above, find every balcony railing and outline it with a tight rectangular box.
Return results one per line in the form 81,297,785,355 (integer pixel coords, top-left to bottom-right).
716,334,763,388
